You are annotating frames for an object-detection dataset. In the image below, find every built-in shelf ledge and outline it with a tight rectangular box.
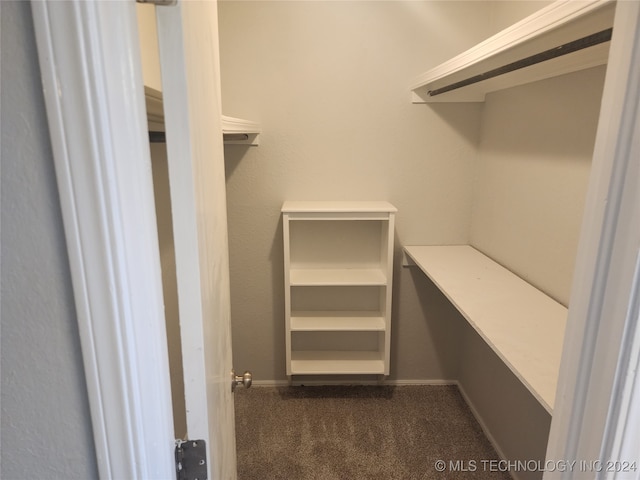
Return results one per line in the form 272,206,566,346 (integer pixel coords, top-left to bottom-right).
290,351,385,375
290,311,386,332
144,87,261,145
221,115,261,146
404,245,567,414
410,0,615,103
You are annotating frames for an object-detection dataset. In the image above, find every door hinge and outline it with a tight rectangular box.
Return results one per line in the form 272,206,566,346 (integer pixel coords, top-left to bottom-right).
136,0,177,6
175,439,207,480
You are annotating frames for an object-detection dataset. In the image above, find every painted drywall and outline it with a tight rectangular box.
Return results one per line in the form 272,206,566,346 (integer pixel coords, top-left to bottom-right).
218,0,498,382
470,66,607,306
486,1,554,32
0,1,98,478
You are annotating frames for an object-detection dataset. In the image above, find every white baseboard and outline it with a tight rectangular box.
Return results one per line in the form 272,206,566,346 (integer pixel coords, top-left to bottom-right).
456,383,515,480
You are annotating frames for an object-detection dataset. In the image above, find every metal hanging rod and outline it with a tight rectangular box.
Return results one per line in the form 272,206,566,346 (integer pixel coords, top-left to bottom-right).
148,131,251,144
149,131,166,143
428,28,613,97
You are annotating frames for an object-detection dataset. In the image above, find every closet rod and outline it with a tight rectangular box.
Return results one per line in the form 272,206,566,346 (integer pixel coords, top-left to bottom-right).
428,28,612,97
148,131,251,143
148,131,166,143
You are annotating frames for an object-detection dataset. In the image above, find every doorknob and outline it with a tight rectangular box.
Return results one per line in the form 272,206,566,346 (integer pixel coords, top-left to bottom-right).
231,370,252,392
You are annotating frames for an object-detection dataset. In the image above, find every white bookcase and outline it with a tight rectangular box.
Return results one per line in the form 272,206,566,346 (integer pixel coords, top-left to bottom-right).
282,201,397,378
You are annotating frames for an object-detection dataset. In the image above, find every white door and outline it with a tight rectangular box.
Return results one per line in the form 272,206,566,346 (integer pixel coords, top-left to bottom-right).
155,2,238,479
32,1,240,477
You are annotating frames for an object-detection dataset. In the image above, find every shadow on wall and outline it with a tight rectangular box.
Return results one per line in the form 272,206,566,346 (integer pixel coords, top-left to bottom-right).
427,103,484,147
269,212,286,378
224,144,253,181
390,259,466,381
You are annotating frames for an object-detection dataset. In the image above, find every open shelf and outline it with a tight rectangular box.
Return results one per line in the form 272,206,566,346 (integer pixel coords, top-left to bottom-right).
290,268,387,286
221,115,261,145
290,351,385,375
290,311,386,331
410,0,615,103
404,245,567,414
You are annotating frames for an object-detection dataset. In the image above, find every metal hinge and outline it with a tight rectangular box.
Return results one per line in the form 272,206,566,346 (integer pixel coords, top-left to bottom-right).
136,0,177,6
175,440,207,480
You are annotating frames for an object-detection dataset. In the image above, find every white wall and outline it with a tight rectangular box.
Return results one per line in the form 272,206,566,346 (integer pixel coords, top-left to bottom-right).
218,0,498,382
0,1,98,477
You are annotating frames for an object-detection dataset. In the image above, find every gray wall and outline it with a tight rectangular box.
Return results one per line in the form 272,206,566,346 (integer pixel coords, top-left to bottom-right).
219,0,495,383
470,67,606,306
1,2,98,478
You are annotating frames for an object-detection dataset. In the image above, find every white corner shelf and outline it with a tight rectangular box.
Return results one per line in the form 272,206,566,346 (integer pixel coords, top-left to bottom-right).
143,89,261,145
404,245,567,414
283,201,396,378
410,0,615,103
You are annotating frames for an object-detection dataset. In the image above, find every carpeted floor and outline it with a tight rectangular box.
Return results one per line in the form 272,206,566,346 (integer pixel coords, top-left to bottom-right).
234,384,511,480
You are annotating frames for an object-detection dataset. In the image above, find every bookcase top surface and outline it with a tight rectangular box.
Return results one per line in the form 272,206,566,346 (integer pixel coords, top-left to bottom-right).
282,201,397,213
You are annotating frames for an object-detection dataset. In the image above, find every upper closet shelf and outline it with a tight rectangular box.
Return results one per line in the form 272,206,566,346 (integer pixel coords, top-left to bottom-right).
410,0,616,103
144,88,261,145
222,115,261,146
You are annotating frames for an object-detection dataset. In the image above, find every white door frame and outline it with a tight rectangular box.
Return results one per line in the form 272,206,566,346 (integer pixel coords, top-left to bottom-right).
31,1,175,478
32,0,639,478
544,1,640,475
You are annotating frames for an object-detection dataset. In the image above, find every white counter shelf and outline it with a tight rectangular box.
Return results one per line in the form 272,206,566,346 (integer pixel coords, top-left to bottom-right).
404,245,567,413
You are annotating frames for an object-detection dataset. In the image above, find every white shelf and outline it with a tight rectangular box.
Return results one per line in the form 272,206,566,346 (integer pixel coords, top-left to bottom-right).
221,115,261,146
291,311,386,331
290,351,385,375
282,201,397,215
289,268,387,286
142,90,261,144
404,245,567,414
410,0,615,103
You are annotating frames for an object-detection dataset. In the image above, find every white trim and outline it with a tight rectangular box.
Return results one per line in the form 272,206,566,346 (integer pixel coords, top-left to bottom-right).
31,2,175,478
544,1,640,476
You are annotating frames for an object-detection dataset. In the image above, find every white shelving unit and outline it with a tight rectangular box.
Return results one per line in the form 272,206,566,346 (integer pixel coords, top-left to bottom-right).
404,245,567,413
410,0,616,103
282,201,397,378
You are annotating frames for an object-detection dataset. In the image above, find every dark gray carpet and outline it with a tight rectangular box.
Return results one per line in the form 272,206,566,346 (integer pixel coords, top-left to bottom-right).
234,385,511,479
